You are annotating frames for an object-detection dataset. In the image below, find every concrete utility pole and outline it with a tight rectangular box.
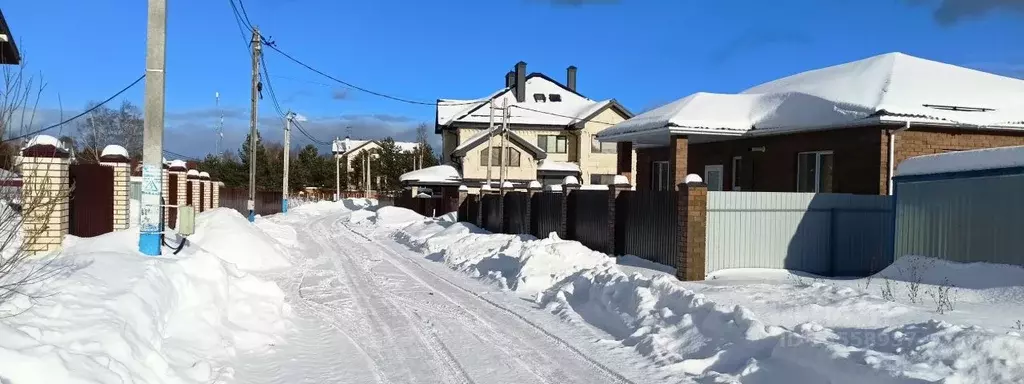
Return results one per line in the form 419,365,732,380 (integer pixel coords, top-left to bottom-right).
282,111,293,213
500,98,509,186
485,99,494,188
139,0,167,256
247,26,261,222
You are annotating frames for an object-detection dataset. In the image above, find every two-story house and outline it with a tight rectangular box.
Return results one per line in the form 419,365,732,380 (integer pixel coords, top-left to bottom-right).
332,136,420,190
436,62,634,189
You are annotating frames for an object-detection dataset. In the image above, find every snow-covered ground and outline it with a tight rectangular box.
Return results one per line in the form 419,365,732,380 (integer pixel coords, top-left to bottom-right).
4,200,1022,383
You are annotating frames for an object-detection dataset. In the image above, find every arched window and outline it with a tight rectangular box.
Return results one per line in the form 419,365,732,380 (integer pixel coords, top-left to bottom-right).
479,147,521,167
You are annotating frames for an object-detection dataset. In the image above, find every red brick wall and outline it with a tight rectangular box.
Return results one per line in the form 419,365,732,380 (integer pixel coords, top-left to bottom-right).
882,127,1024,193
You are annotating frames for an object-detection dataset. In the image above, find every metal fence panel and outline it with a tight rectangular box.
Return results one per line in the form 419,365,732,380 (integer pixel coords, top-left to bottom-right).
706,192,893,276
896,174,1024,266
620,190,677,267
482,194,502,233
571,190,609,252
531,192,562,239
503,192,530,235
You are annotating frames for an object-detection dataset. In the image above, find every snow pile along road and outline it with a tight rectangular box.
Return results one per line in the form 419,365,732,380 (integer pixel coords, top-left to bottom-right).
377,206,1024,384
0,209,292,384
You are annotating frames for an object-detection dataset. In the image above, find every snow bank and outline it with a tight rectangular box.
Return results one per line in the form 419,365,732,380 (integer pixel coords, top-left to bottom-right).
189,208,291,271
896,145,1024,177
0,218,291,383
379,209,1024,383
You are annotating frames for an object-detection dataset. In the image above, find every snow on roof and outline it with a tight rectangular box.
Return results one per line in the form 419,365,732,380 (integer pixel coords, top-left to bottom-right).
599,52,1024,140
438,75,611,127
896,146,1024,177
333,137,419,154
169,160,187,169
399,165,461,184
100,145,128,158
538,159,581,173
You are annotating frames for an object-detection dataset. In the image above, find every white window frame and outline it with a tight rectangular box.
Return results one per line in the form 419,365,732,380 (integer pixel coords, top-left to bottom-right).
653,161,670,191
731,156,742,191
704,164,724,191
796,150,834,193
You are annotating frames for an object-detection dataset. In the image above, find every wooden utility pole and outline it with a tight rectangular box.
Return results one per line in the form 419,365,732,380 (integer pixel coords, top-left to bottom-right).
139,0,166,255
247,26,261,222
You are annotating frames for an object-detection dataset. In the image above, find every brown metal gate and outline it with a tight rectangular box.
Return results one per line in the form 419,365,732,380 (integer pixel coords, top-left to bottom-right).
168,173,178,229
186,180,193,207
69,164,114,237
199,182,205,212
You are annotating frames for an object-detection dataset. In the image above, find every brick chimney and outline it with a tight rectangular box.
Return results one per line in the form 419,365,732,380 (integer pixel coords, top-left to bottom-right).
567,65,577,92
515,61,527,103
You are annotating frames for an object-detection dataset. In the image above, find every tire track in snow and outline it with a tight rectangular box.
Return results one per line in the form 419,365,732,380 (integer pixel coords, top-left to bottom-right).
337,220,636,384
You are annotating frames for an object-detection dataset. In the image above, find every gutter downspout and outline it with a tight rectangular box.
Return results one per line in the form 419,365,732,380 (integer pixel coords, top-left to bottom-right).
887,121,912,195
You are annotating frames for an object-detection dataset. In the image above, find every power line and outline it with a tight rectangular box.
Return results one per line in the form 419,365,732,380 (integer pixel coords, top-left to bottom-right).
260,53,333,146
234,0,255,30
163,149,200,162
3,74,146,144
508,104,619,126
261,42,486,107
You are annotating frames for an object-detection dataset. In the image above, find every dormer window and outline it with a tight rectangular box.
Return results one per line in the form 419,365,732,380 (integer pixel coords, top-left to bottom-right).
549,94,562,102
533,93,546,102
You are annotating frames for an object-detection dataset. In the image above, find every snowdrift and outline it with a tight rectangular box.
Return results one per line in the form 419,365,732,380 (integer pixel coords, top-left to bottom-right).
374,207,1024,384
190,208,292,271
0,211,292,383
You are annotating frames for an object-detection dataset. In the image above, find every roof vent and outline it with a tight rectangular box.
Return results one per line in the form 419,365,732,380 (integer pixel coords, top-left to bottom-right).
922,104,995,112
549,94,562,102
533,93,546,102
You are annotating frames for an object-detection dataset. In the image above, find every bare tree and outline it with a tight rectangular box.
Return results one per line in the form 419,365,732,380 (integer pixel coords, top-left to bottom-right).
0,57,75,317
75,99,143,162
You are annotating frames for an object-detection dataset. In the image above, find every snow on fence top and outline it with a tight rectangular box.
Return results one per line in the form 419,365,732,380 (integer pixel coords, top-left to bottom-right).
399,165,461,185
538,159,581,173
896,145,1024,177
100,145,129,158
24,134,63,149
598,52,1024,140
186,169,199,177
199,171,211,179
169,160,187,169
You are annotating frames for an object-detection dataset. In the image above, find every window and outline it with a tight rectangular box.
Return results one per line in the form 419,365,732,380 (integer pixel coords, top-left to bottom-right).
479,147,521,167
533,93,547,102
797,151,834,193
549,94,562,102
590,136,617,154
704,165,724,191
731,156,742,191
537,135,568,154
590,174,616,185
653,161,670,191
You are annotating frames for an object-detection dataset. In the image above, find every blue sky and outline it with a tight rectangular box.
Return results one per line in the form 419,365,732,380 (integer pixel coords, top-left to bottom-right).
4,0,1024,158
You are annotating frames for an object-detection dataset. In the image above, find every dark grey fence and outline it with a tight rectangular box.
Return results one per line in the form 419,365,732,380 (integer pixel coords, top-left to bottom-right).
571,190,610,252
503,192,530,235
531,192,562,238
619,190,678,267
482,194,502,233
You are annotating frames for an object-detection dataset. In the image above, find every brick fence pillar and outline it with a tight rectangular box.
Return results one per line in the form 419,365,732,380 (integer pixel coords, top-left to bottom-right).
676,176,708,281
187,169,200,208
167,160,187,228
606,176,631,255
199,172,212,212
559,176,581,239
213,181,222,208
20,135,71,255
99,145,130,231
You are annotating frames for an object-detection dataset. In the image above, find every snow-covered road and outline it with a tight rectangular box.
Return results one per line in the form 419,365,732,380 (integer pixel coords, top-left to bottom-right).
235,206,655,384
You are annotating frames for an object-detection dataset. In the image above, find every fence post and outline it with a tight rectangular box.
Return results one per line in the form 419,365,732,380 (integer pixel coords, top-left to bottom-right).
676,175,708,281
476,185,491,228
99,145,131,231
559,176,581,240
20,135,71,255
607,176,631,255
199,172,212,212
499,182,512,233
526,181,541,236
212,180,221,208
186,169,200,211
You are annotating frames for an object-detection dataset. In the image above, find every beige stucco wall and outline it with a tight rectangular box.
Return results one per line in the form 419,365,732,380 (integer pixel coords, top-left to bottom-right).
442,130,458,165
21,156,69,255
459,127,540,181
578,107,633,184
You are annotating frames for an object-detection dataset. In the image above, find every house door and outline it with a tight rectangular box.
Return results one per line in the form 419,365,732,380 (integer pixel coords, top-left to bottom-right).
704,165,724,191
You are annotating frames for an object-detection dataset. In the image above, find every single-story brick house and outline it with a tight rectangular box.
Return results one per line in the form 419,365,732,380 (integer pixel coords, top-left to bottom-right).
596,52,1024,195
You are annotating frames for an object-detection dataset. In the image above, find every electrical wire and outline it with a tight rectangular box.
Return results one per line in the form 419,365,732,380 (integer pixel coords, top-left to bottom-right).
261,55,332,146
163,149,200,162
2,74,146,143
508,104,619,126
231,0,254,31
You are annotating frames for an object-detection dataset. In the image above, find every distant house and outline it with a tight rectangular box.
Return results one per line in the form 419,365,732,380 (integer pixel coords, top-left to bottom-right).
597,52,1024,195
332,137,420,189
436,61,634,189
0,9,20,65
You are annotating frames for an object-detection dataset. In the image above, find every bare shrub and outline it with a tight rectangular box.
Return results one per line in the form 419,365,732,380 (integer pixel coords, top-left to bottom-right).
930,277,957,315
879,278,895,302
